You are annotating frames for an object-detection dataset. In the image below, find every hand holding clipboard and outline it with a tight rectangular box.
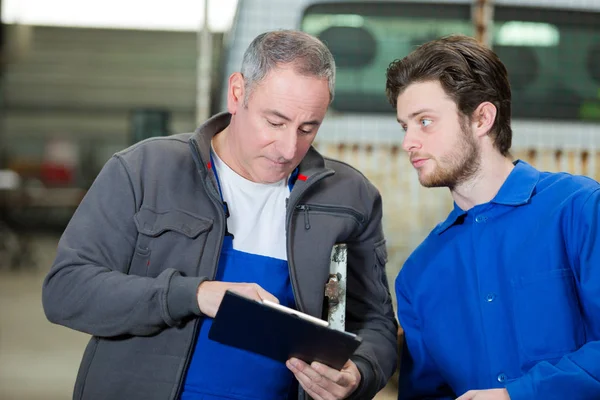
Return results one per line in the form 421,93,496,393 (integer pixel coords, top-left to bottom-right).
208,290,362,370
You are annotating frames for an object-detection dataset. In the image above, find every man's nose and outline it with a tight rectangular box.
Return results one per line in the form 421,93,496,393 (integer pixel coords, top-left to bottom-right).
402,127,421,153
277,130,297,160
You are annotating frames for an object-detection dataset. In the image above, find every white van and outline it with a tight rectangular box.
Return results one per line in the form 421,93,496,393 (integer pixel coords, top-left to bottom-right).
220,0,600,286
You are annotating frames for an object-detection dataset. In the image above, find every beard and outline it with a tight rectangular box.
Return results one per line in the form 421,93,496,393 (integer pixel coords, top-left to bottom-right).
418,121,481,189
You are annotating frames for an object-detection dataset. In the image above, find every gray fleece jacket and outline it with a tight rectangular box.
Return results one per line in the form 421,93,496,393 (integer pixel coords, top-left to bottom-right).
42,112,398,400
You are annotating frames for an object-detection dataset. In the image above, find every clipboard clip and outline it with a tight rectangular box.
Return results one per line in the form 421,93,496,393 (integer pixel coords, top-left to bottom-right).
326,244,347,331
325,273,343,307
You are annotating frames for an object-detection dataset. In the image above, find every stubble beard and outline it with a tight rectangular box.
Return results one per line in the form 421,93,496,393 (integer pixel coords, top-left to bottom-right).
418,123,481,190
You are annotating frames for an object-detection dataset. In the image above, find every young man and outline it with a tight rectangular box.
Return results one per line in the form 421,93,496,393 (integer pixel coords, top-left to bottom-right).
386,35,600,400
42,30,398,400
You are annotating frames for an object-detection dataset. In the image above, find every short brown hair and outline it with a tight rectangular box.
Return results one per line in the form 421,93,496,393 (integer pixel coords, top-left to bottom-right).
386,35,512,156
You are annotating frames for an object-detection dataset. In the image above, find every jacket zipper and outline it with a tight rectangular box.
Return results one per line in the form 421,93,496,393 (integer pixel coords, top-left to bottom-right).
297,205,311,230
285,170,334,313
173,140,227,400
295,204,365,230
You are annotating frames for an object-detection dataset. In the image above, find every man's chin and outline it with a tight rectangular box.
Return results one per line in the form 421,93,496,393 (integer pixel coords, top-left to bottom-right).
418,173,451,188
419,179,442,188
258,172,288,184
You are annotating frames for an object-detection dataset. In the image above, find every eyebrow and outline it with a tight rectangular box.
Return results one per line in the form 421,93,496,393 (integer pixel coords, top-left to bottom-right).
265,109,321,126
396,108,436,124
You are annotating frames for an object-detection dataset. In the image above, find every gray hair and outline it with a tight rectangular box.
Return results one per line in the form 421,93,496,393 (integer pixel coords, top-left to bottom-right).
240,30,336,105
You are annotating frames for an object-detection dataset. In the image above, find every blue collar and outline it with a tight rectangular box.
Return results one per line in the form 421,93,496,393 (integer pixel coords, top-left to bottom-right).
434,160,540,235
491,160,539,206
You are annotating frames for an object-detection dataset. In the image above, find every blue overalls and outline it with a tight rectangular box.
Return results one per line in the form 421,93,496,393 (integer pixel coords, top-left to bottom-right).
180,156,299,400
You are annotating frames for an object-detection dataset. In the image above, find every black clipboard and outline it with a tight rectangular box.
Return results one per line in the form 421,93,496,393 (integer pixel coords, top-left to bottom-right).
208,290,362,370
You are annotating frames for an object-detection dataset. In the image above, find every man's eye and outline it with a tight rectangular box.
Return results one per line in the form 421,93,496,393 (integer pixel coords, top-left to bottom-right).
267,120,283,128
421,119,432,127
400,125,407,132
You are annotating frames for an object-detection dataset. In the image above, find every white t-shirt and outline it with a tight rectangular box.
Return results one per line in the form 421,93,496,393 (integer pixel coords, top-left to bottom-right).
211,149,289,261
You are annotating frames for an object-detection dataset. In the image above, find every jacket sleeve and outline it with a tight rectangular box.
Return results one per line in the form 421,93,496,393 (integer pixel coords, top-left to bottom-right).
506,188,600,400
345,184,399,400
395,264,456,400
42,155,207,337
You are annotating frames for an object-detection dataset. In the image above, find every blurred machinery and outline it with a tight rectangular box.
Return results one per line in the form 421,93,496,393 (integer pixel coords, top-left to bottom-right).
130,108,171,144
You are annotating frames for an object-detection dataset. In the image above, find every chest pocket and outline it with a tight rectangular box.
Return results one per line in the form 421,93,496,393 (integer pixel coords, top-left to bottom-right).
511,268,585,362
130,208,213,277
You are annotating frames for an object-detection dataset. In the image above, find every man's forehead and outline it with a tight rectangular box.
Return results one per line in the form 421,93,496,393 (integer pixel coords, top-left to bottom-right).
397,84,454,117
261,106,324,125
399,81,445,98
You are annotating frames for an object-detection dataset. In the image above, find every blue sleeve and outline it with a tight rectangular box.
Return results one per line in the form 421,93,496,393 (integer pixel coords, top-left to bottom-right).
506,187,600,400
396,267,455,400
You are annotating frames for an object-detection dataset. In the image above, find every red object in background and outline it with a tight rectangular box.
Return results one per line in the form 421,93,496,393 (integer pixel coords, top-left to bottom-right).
40,162,74,186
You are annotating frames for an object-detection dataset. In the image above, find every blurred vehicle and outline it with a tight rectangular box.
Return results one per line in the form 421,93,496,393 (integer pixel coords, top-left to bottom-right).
217,0,600,291
220,0,600,141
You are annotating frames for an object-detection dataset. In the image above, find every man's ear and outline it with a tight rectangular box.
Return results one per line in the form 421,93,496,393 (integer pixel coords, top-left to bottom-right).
471,101,497,138
227,72,245,115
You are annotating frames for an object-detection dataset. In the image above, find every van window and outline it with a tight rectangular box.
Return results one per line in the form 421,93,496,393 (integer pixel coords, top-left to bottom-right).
301,2,600,122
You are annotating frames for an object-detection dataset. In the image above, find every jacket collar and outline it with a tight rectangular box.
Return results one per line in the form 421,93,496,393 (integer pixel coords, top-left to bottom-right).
491,160,539,206
189,112,231,177
434,204,467,235
189,112,331,185
434,160,540,235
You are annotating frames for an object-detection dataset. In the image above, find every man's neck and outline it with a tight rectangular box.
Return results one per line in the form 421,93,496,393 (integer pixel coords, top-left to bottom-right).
212,125,249,181
451,152,514,211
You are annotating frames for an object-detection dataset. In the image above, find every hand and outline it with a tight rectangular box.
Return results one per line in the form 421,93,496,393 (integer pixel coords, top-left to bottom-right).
456,389,511,400
196,281,279,318
286,358,360,400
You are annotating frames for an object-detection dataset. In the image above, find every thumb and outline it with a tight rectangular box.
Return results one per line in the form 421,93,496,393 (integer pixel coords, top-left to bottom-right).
256,287,279,304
